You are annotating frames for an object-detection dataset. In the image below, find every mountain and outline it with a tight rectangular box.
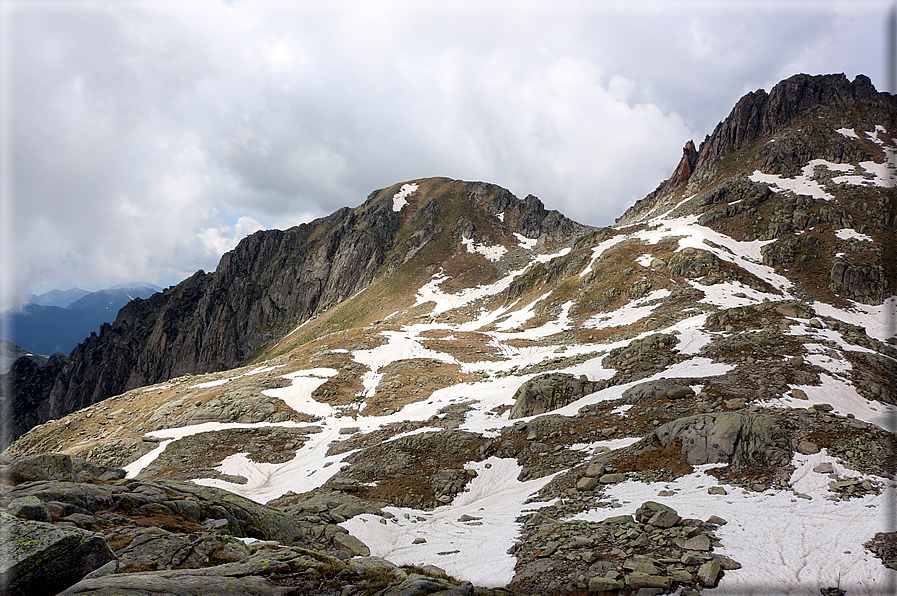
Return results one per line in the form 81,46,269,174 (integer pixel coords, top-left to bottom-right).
0,186,584,449
2,73,896,595
0,338,47,374
25,287,90,308
3,284,162,357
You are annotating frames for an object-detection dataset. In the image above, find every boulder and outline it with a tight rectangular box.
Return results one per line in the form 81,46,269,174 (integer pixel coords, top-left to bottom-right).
627,572,671,590
509,373,600,419
576,477,599,491
635,502,681,528
698,558,722,587
653,413,790,466
1,453,76,484
589,576,623,592
114,529,252,571
332,532,371,557
797,440,820,455
6,495,51,522
682,534,712,551
0,511,116,595
623,380,694,405
59,573,294,595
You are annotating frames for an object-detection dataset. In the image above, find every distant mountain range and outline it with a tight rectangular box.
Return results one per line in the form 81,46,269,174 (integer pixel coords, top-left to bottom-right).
2,284,161,357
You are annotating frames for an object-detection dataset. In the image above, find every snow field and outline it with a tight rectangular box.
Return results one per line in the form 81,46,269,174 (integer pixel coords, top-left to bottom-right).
118,194,897,591
571,456,897,596
340,457,559,588
756,373,897,432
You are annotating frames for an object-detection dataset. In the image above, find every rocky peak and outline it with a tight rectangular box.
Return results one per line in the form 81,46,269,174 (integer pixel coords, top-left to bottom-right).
616,73,896,226
694,74,885,172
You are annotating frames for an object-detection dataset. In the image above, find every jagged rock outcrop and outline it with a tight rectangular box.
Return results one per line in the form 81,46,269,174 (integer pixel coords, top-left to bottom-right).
1,180,587,449
617,73,896,225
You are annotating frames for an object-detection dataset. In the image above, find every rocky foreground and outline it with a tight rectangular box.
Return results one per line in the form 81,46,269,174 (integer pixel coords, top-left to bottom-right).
0,453,509,595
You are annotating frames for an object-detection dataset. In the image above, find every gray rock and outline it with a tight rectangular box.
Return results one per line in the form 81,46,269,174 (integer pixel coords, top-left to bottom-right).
576,477,599,491
349,555,397,574
635,502,680,528
654,412,790,466
585,462,605,477
589,576,623,592
114,529,251,571
623,380,692,405
813,462,835,474
59,573,294,595
6,495,51,522
0,511,116,595
81,559,120,580
599,473,626,484
797,440,820,455
72,458,127,482
332,532,370,557
682,534,711,551
697,558,722,587
623,556,661,575
509,373,601,419
627,572,671,590
1,453,76,483
378,574,461,596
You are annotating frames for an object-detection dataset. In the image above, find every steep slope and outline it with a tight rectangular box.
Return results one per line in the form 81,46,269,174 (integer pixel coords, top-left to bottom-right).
1,179,587,448
4,73,897,595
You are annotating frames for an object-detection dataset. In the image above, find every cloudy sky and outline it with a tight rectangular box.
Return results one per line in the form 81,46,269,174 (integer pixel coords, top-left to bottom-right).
0,0,891,305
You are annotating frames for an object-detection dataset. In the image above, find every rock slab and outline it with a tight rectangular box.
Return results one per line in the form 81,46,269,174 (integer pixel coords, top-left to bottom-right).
0,511,116,595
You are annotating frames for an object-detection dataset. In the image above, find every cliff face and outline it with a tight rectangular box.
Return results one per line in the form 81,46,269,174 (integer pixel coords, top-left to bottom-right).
1,181,586,447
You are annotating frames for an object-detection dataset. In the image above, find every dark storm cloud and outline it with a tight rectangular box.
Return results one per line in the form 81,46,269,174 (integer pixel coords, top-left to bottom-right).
1,0,888,305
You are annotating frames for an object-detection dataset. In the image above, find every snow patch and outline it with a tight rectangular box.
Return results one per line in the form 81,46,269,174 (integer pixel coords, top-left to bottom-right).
392,183,418,212
835,228,873,242
262,368,340,416
757,373,897,430
584,289,671,329
514,233,537,249
749,162,836,201
812,297,897,342
462,236,508,261
535,247,571,263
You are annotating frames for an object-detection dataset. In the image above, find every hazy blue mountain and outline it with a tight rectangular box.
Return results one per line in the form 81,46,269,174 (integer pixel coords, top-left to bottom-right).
3,284,161,356
25,287,90,308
